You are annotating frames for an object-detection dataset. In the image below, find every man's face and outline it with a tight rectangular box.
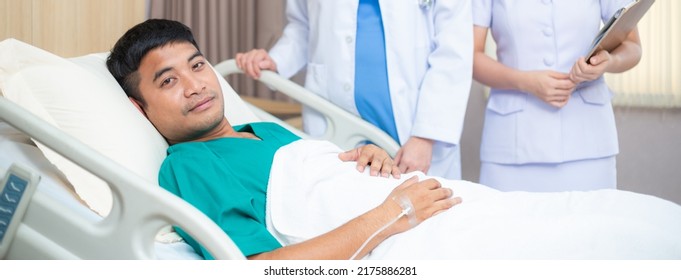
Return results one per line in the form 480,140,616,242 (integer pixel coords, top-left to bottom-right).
136,42,225,144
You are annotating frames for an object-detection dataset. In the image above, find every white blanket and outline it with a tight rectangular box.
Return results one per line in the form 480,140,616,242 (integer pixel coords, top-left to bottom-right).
266,140,681,259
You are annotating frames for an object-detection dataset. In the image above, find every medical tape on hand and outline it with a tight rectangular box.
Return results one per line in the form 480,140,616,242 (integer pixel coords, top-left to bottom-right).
393,194,417,227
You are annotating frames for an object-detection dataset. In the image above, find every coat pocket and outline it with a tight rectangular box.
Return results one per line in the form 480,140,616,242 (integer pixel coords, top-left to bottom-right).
577,81,611,105
486,89,527,115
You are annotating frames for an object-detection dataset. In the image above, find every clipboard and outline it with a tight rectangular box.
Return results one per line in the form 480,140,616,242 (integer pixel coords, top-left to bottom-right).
585,0,655,63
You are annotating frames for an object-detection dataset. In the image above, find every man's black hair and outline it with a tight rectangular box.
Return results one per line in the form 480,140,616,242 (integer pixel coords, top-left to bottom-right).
106,19,200,105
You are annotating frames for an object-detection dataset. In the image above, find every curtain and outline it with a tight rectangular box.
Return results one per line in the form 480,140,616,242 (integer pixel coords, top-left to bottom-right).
606,0,681,108
148,0,290,100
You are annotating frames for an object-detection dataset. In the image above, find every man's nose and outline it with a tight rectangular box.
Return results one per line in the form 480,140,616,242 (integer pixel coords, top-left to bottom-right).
183,77,206,97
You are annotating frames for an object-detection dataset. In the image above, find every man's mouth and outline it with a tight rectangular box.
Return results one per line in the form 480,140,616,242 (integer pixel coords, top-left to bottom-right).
189,96,214,112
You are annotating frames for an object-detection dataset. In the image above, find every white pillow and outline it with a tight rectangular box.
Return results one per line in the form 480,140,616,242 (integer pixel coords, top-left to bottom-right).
0,38,258,216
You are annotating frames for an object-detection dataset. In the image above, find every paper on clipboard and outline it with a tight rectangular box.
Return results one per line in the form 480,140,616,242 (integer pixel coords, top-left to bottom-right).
585,0,655,63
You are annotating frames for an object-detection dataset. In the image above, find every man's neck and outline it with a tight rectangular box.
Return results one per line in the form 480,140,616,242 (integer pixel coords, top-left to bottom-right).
170,117,256,144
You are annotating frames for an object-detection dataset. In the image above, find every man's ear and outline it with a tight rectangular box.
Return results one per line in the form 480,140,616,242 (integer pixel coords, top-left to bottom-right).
129,97,147,117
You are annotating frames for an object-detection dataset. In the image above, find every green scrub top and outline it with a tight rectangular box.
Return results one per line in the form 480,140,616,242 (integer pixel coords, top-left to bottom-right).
158,122,300,258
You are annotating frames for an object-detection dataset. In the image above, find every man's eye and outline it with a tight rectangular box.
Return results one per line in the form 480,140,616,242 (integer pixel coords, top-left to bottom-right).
161,78,172,87
193,61,205,70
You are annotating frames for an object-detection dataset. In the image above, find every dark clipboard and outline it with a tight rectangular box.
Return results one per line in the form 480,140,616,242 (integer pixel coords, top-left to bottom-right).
585,0,655,63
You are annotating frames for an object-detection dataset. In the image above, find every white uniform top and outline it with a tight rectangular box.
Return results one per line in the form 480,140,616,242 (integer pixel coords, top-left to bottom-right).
269,0,473,179
473,0,632,164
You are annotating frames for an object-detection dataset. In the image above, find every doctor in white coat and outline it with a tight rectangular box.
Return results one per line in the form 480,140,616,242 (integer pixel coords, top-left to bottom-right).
236,0,473,179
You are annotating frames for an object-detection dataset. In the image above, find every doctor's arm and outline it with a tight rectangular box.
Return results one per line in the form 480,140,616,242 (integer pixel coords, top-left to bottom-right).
394,137,434,175
569,28,642,83
397,0,472,174
472,26,576,108
248,176,460,260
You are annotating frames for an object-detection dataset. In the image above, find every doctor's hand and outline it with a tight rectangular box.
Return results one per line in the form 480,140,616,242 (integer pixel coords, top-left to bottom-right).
394,137,433,175
569,50,611,84
339,144,401,178
235,49,278,79
380,176,461,235
520,70,576,108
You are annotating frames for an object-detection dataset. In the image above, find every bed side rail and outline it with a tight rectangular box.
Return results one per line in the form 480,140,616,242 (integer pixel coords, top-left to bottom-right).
213,59,401,157
0,95,244,260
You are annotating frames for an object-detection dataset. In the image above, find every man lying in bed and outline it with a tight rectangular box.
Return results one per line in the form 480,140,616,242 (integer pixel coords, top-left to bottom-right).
107,19,681,260
106,19,459,260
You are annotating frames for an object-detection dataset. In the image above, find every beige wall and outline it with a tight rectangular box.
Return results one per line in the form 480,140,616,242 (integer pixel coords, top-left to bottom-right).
0,0,145,57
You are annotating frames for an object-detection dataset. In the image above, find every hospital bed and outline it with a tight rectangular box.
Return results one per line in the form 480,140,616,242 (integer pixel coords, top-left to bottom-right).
0,38,397,259
2,39,680,260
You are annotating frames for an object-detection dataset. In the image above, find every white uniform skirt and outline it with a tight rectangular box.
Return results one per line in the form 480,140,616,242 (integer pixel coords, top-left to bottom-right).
479,156,616,192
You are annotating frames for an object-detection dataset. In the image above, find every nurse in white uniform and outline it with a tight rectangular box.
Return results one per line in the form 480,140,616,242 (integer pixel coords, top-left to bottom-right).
472,0,642,191
236,0,473,179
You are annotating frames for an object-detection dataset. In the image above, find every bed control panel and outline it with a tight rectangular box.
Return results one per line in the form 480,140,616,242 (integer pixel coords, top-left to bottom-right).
0,164,39,259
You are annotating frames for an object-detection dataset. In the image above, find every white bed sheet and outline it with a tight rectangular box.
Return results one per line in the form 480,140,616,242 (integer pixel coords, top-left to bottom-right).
267,140,681,259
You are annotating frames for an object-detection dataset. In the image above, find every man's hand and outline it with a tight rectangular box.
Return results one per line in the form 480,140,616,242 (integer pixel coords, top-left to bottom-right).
382,176,462,234
339,144,401,178
234,49,278,79
249,175,460,260
394,137,434,174
569,50,611,84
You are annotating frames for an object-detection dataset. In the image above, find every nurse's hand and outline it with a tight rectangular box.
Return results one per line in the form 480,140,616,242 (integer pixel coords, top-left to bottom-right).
339,144,401,178
569,50,611,84
235,49,278,79
520,70,576,108
394,137,433,175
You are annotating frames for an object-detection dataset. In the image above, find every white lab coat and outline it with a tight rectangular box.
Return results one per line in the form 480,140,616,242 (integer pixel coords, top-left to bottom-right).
269,0,473,179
